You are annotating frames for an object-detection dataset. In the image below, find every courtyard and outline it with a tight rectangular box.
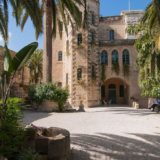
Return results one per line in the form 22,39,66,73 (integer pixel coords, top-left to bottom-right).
23,107,160,160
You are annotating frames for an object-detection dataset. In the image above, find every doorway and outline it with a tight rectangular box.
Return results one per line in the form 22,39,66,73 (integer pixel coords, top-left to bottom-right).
108,84,116,104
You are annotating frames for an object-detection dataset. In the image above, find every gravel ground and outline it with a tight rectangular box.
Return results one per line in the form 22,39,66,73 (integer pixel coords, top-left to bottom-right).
23,107,160,160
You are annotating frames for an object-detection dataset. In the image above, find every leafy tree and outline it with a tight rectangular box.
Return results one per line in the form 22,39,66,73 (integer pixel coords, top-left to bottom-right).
137,0,160,97
142,0,160,49
0,43,38,159
0,42,38,115
127,23,160,98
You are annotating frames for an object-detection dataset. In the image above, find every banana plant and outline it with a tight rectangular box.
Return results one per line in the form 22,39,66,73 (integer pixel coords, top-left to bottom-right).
0,42,38,113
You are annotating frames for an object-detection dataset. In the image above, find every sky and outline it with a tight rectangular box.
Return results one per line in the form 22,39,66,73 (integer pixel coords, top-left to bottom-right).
0,0,151,52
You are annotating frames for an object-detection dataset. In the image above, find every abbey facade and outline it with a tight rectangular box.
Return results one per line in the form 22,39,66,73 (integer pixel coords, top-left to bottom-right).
49,0,147,107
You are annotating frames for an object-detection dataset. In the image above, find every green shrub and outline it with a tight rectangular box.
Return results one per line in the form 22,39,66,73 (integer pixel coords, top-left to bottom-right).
18,149,39,160
0,97,23,105
28,83,69,111
0,98,25,160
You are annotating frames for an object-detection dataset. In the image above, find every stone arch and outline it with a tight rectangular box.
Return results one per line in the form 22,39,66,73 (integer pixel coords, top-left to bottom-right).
101,77,130,105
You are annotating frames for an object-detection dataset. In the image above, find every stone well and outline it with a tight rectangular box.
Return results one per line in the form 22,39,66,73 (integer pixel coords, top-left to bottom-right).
25,126,70,160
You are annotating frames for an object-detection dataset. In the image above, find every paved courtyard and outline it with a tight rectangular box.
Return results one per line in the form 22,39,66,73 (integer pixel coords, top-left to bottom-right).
23,107,160,160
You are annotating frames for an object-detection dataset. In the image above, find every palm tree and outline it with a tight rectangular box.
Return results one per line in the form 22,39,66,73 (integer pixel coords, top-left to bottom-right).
27,49,43,84
0,0,86,82
0,0,43,43
142,0,160,29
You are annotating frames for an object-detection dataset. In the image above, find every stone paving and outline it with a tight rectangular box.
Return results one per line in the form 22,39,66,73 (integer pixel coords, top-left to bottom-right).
23,107,160,160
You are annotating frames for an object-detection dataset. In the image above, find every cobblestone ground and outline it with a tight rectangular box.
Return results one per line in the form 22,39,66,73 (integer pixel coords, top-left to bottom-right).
23,107,160,160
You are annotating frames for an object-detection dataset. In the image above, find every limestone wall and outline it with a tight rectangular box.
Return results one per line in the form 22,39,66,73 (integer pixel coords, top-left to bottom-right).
99,16,125,41
50,3,147,107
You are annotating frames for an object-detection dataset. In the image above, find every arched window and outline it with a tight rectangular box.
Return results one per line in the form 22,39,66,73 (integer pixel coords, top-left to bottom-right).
100,50,108,65
112,50,118,64
77,68,82,80
58,51,63,61
123,49,130,65
109,30,115,40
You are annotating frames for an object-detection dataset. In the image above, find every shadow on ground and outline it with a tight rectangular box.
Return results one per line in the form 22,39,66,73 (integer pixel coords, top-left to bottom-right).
71,133,160,160
22,111,52,125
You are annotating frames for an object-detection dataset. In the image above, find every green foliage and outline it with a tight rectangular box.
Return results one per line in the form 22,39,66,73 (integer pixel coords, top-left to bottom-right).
139,74,160,98
130,23,160,98
0,42,38,159
127,24,142,35
134,1,160,98
123,64,130,77
112,63,120,74
0,98,24,159
0,42,38,106
101,64,106,81
0,97,23,105
18,149,39,160
3,43,38,75
28,83,69,111
27,49,43,84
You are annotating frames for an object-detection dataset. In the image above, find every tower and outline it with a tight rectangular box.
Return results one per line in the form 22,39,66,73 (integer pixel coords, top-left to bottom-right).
71,0,100,107
51,0,100,107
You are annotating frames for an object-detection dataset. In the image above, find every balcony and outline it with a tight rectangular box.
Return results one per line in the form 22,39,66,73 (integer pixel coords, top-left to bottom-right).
99,39,135,47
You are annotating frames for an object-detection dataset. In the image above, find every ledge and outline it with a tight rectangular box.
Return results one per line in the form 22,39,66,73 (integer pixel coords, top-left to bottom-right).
99,39,135,47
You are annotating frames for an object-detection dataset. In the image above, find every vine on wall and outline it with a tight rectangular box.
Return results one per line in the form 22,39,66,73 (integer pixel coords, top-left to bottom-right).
123,64,130,76
101,64,106,81
112,63,120,74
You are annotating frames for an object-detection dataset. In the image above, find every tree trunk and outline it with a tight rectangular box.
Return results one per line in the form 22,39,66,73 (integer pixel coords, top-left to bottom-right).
43,0,52,83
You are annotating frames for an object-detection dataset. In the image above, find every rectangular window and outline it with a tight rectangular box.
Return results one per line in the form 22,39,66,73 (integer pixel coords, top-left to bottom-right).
58,51,63,61
66,73,68,86
66,40,69,54
77,33,82,45
91,65,96,80
77,68,82,80
91,13,95,25
91,32,95,44
119,85,124,97
57,82,62,87
109,30,115,41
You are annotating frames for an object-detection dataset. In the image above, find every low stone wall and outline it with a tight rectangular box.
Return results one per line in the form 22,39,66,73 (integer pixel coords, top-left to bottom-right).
39,100,59,112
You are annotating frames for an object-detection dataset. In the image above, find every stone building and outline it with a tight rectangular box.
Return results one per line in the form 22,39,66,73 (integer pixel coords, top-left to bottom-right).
45,0,147,107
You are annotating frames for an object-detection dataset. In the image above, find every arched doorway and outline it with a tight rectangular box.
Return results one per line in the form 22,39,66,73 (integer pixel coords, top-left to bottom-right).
101,78,129,105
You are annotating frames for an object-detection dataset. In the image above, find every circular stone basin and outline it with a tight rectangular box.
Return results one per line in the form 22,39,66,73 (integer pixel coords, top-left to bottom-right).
34,127,70,160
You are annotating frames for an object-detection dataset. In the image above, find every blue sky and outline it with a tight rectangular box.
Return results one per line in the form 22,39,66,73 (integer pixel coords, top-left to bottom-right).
0,0,151,51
